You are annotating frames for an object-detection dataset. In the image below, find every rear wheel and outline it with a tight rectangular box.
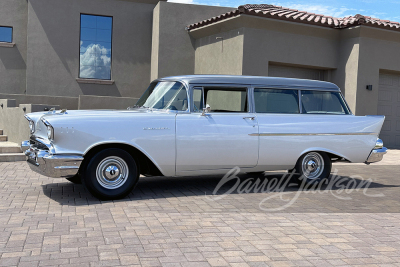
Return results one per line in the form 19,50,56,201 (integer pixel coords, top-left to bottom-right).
294,151,332,185
81,148,139,200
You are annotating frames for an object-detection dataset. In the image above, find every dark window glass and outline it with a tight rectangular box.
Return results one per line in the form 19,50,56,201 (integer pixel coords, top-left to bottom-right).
204,88,248,112
193,88,204,112
0,27,12,43
79,14,112,80
254,89,299,113
301,91,350,114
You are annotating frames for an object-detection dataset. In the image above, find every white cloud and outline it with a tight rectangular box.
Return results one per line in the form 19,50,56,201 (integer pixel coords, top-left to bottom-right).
80,44,111,80
271,2,358,18
167,0,194,4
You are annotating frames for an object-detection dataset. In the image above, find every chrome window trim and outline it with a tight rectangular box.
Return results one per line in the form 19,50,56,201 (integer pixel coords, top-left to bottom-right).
136,80,190,113
298,89,303,114
299,90,352,115
189,84,252,114
190,86,204,113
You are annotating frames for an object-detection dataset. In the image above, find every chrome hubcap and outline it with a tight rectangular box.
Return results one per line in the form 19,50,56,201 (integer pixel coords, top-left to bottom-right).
301,152,324,180
96,156,129,189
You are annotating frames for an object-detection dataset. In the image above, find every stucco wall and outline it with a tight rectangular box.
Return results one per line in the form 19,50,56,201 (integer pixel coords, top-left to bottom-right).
190,15,400,117
0,99,61,144
355,27,400,116
195,28,244,75
241,16,339,77
0,0,28,95
151,2,234,81
26,0,156,98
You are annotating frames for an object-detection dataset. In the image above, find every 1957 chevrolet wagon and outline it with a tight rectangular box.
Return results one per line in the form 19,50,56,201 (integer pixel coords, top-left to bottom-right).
22,75,387,200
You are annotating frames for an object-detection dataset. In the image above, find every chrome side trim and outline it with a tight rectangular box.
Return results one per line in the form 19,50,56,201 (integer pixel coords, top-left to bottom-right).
249,132,377,136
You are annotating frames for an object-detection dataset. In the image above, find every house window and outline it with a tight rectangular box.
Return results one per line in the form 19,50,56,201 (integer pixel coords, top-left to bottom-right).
0,26,13,43
80,14,112,80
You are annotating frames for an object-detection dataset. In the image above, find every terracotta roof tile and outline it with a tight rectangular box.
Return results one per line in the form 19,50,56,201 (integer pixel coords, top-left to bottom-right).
186,4,400,33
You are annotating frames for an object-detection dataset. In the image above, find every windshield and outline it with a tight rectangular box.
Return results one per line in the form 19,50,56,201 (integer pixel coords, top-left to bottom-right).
136,81,188,111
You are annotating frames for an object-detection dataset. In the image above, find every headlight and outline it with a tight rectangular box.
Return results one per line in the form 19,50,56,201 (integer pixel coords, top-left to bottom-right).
29,120,35,134
41,118,54,141
47,125,54,141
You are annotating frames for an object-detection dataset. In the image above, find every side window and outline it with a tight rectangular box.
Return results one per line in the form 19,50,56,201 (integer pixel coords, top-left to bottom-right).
0,26,12,43
254,89,299,113
301,91,350,114
193,87,204,112
204,88,248,112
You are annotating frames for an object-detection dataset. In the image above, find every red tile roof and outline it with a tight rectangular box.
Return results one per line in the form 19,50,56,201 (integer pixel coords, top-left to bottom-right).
186,4,400,32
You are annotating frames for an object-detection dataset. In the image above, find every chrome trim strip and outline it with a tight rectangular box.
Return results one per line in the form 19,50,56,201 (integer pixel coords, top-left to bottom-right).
249,132,377,136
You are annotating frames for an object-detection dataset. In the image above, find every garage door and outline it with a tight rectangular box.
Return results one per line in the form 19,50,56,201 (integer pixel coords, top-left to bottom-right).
269,64,327,81
378,72,400,148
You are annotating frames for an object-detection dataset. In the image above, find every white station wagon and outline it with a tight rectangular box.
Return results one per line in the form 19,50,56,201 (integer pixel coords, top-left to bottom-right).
22,75,387,200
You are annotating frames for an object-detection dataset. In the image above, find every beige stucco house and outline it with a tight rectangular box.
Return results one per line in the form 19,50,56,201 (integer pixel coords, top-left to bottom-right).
0,0,400,148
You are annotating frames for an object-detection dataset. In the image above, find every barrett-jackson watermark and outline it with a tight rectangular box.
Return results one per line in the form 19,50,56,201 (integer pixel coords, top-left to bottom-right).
205,167,384,211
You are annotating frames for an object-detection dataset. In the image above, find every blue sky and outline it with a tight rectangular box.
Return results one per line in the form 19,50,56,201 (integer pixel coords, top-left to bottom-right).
168,0,400,22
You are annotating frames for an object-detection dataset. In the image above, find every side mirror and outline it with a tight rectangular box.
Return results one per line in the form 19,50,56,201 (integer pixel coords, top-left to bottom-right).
201,104,211,116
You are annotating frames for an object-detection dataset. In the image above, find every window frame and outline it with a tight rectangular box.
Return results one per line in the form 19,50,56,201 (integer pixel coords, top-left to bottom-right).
79,13,113,81
0,26,13,43
253,88,301,114
299,89,352,115
190,84,252,114
136,80,190,113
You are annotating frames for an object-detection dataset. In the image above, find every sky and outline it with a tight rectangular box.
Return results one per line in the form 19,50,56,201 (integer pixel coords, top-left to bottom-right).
168,0,400,22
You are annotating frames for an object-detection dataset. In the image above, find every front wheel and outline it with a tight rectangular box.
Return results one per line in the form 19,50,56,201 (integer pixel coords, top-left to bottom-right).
293,151,332,185
81,148,139,200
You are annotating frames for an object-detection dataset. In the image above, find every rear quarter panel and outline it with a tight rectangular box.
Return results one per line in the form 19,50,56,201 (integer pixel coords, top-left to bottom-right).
256,114,385,169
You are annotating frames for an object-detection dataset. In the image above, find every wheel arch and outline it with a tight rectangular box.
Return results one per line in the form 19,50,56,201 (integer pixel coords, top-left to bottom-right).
299,148,350,162
81,142,164,177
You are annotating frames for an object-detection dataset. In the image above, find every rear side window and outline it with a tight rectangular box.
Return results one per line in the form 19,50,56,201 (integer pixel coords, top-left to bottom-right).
301,91,350,114
204,88,248,112
254,89,299,113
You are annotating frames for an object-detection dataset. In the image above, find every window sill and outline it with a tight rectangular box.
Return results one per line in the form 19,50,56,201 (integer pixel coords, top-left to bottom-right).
76,78,114,85
0,42,15,48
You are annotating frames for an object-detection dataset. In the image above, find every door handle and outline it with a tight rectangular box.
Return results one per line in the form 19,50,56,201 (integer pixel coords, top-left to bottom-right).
243,117,255,120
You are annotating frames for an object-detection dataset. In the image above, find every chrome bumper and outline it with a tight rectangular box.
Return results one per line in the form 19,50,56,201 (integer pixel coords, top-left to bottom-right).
22,139,83,178
365,147,387,164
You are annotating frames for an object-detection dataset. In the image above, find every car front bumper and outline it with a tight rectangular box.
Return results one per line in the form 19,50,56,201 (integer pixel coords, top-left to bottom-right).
22,139,83,178
365,147,387,164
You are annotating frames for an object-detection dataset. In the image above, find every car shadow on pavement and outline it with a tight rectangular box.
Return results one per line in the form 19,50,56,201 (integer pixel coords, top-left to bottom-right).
41,171,400,209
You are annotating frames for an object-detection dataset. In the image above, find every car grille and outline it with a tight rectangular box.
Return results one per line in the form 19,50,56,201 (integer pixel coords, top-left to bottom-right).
30,138,49,151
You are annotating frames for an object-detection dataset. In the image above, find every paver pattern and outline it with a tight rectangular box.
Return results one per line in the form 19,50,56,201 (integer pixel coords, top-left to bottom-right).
0,159,400,267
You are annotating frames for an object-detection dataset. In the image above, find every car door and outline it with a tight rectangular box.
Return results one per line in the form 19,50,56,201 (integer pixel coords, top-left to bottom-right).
175,85,259,175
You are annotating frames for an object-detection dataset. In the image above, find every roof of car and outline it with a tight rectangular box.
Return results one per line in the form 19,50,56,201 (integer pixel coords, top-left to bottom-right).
157,75,340,91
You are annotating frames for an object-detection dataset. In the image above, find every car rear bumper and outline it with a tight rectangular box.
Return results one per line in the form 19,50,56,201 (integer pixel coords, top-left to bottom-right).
365,147,387,164
22,139,83,178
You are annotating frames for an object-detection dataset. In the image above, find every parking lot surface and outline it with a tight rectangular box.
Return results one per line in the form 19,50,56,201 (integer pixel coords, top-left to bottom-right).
0,158,399,267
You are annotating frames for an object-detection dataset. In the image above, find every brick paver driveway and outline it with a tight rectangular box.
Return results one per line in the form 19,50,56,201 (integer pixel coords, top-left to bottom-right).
0,155,400,266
